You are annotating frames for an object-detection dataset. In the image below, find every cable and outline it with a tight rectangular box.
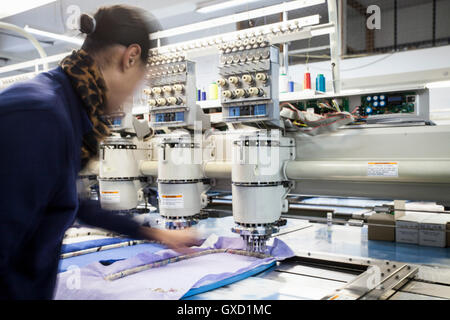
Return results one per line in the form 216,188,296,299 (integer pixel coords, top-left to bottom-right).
340,52,396,71
331,99,341,112
305,52,396,72
305,36,312,66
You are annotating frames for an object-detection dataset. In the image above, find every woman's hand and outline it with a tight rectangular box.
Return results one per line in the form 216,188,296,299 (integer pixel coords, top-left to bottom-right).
138,227,200,254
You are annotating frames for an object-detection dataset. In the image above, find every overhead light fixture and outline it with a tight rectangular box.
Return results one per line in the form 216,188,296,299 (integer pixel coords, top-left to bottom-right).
196,0,260,14
151,0,325,40
0,1,58,19
0,52,71,75
24,25,84,46
426,80,450,89
155,14,321,55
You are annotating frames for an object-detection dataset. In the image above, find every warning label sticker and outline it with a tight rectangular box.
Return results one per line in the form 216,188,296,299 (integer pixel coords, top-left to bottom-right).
328,294,354,300
367,162,398,177
101,191,120,203
159,194,184,209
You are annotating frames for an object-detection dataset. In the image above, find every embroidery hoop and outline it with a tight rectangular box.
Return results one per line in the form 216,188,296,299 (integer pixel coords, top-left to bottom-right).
104,248,271,281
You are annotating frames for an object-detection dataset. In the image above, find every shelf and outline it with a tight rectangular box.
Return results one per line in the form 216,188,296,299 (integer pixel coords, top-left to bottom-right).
279,85,427,102
280,90,329,102
197,100,221,109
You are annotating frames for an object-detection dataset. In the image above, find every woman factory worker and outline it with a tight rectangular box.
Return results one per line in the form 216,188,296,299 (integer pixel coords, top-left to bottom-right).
0,5,198,299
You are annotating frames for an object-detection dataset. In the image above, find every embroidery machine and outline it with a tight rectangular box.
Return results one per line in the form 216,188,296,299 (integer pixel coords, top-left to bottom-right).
3,0,450,300
90,2,450,255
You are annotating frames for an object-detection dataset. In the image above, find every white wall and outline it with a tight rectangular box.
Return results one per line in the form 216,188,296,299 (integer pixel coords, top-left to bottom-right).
194,54,220,94
288,45,450,81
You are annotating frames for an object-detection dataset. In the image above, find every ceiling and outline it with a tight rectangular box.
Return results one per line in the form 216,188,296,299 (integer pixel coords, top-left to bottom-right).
0,0,280,67
0,1,58,19
0,0,440,72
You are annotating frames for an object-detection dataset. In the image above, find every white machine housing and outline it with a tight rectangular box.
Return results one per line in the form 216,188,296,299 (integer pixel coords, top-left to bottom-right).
98,136,148,212
145,55,211,229
230,130,295,251
157,133,209,228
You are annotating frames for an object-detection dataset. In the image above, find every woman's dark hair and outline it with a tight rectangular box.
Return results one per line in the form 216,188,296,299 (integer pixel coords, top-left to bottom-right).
79,5,159,63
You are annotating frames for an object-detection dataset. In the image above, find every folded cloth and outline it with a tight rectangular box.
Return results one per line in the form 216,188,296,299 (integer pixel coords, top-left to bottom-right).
54,236,293,300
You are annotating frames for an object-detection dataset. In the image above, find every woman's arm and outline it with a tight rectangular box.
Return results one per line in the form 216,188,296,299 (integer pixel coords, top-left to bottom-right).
76,199,199,250
76,199,143,239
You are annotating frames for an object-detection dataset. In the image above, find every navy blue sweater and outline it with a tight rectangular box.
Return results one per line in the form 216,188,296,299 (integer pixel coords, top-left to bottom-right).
0,67,142,299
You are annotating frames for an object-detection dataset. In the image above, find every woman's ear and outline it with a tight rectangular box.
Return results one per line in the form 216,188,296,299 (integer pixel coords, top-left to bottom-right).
123,44,142,70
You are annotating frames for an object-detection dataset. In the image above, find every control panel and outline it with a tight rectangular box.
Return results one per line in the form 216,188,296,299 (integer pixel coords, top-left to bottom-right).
145,54,209,129
286,88,430,124
218,38,280,126
360,92,417,117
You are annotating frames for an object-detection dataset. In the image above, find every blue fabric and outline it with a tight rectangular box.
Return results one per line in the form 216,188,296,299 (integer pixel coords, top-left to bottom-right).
61,238,135,254
181,260,276,299
58,243,167,273
0,67,142,299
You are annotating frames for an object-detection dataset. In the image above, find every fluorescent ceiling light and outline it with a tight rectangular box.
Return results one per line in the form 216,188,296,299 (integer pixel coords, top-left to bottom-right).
196,0,260,14
24,26,84,46
151,0,325,40
0,1,57,19
0,52,70,75
426,80,450,89
155,14,321,55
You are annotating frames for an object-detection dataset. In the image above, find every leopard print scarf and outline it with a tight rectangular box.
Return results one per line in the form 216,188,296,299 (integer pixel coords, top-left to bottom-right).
60,49,111,170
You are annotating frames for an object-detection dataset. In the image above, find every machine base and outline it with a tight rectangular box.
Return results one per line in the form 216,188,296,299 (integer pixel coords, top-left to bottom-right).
163,216,200,230
231,222,280,253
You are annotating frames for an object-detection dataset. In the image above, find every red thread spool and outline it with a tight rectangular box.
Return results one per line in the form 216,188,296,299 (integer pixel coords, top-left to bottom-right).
303,72,311,90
